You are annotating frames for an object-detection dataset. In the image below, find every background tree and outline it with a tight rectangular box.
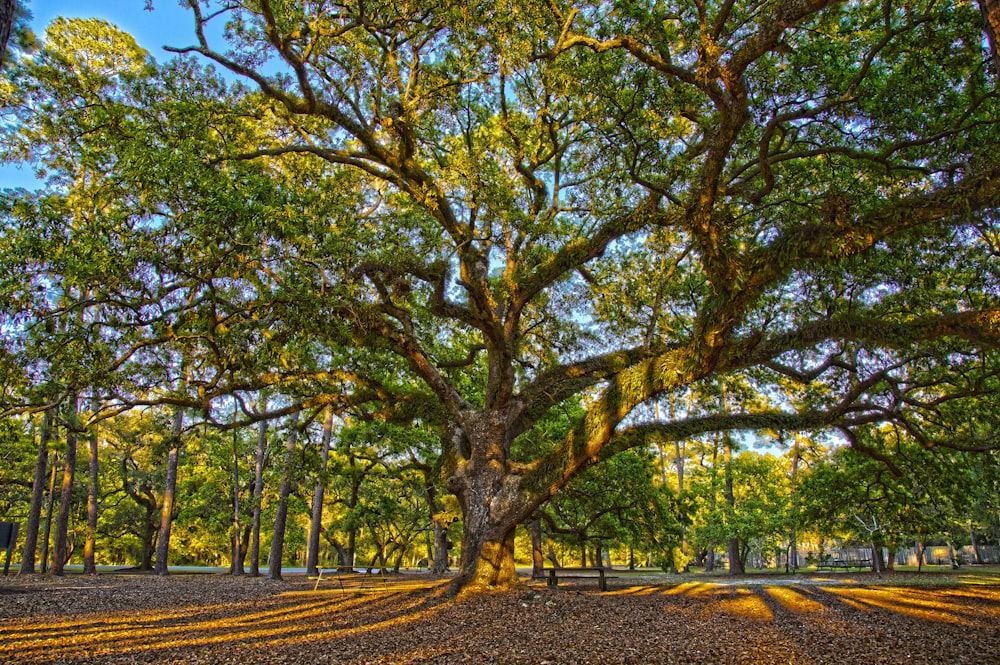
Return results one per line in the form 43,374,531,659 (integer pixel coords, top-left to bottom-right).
541,449,677,569
267,411,299,580
982,0,1000,74
0,0,14,66
305,406,334,577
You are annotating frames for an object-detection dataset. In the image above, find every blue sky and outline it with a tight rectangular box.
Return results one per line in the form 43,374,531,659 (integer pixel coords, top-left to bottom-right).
29,1,193,56
2,1,200,189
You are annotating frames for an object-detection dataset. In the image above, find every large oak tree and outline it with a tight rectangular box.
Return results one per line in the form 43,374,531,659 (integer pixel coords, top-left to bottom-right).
3,1,1000,592
153,0,1000,592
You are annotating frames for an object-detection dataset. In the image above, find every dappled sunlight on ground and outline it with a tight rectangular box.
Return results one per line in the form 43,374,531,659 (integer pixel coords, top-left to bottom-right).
605,584,664,596
958,571,1000,585
3,575,1000,663
714,588,774,621
824,586,1000,626
764,586,828,614
2,581,452,663
658,581,720,597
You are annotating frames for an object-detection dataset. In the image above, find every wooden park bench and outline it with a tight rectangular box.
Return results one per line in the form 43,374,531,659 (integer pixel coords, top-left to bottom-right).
540,567,617,592
815,557,872,572
312,567,389,592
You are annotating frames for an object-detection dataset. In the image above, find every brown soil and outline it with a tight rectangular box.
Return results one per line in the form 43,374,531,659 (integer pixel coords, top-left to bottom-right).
1,572,998,664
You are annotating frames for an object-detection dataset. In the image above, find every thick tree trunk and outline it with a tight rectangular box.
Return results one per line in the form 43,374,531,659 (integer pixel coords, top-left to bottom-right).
20,410,53,575
84,397,100,575
53,397,79,577
727,538,745,575
453,518,519,591
249,402,268,577
154,401,185,576
268,411,299,580
445,415,533,594
306,406,333,577
871,541,884,577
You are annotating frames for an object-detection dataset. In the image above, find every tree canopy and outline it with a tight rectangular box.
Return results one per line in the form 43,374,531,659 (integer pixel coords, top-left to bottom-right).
2,0,1000,593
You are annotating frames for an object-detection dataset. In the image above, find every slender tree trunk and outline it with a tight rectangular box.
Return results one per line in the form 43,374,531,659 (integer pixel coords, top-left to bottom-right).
268,411,299,580
230,410,244,576
0,0,15,67
83,395,100,575
306,406,333,577
345,524,358,571
704,432,721,573
340,468,363,571
392,546,405,573
723,433,744,576
786,433,801,571
141,503,157,571
20,409,53,575
948,541,959,569
969,521,983,564
41,451,58,573
668,397,688,557
154,399,185,576
674,438,688,556
250,400,268,577
546,544,560,568
429,486,450,574
53,397,79,576
239,523,251,568
329,537,348,569
530,518,545,578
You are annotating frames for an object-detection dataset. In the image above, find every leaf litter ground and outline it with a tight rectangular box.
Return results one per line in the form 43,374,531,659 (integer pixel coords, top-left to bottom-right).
2,571,999,664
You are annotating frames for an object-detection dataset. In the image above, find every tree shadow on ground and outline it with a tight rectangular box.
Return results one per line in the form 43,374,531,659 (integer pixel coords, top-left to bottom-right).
3,577,1000,664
